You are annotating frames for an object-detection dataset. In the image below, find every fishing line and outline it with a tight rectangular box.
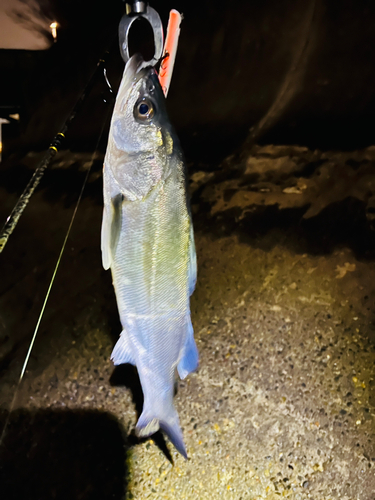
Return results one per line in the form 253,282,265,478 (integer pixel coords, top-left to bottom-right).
0,96,112,450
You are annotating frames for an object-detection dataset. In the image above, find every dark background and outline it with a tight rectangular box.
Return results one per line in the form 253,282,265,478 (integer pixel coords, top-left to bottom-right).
1,0,375,164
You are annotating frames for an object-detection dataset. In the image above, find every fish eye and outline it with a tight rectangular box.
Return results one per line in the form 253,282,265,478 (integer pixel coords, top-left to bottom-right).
134,98,154,122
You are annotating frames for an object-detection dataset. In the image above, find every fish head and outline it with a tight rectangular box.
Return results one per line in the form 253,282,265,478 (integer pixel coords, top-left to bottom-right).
106,54,179,198
111,54,174,158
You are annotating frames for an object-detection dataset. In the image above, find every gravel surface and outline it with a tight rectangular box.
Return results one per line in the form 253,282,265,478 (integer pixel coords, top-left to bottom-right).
0,146,374,499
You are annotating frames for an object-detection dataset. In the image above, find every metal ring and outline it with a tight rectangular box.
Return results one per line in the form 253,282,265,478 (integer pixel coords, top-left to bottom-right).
118,5,164,67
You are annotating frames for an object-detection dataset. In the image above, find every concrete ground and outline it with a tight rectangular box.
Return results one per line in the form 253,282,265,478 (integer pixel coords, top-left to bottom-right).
0,145,374,499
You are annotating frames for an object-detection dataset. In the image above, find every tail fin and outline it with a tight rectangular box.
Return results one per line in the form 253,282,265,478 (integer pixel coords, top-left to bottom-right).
136,404,187,459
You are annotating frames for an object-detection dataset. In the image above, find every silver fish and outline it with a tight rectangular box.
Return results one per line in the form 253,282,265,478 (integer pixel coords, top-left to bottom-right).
101,54,198,458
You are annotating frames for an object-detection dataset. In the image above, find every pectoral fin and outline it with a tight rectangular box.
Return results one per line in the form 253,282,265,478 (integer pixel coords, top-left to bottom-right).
101,191,123,270
101,204,112,270
110,193,123,255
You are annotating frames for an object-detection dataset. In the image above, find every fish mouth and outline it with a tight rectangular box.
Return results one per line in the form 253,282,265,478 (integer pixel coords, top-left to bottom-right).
124,53,156,86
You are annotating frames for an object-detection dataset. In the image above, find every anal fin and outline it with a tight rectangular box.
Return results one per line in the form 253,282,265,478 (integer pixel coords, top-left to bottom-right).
111,330,135,366
177,319,199,380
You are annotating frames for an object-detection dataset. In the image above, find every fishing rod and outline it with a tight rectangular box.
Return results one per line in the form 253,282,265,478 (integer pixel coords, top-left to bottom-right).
0,45,114,254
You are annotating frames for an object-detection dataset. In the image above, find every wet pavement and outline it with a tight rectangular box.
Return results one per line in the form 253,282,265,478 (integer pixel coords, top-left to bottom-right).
0,145,375,499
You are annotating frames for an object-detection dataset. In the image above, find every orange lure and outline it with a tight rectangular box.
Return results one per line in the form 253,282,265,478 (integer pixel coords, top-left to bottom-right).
159,9,182,97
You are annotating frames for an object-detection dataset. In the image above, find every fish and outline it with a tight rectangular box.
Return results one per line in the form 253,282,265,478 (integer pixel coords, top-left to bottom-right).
101,54,198,458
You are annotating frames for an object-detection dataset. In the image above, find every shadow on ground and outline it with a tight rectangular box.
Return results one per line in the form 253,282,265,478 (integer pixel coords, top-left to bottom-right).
0,408,128,500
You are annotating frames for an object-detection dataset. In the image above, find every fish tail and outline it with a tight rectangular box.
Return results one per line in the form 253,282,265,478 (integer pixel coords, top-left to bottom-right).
136,402,187,458
159,417,188,459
